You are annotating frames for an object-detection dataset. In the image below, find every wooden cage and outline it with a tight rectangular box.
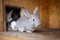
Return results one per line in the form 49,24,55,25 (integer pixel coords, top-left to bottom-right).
0,0,60,40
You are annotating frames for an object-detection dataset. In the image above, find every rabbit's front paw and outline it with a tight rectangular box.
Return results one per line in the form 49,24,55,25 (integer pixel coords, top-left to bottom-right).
26,31,32,33
18,30,24,32
18,28,25,32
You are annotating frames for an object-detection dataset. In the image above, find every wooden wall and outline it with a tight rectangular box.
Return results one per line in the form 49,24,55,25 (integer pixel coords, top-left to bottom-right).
0,0,60,31
3,0,49,31
0,0,4,32
49,0,60,29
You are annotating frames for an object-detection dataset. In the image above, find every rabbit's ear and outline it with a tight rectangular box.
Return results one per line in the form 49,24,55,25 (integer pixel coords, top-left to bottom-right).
21,8,30,17
8,10,13,16
33,6,38,15
9,10,13,14
7,10,13,22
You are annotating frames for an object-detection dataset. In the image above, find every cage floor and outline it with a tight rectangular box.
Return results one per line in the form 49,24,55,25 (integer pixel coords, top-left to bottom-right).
0,31,60,40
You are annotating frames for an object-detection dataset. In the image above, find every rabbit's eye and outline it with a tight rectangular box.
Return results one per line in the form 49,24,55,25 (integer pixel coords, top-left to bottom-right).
33,19,35,21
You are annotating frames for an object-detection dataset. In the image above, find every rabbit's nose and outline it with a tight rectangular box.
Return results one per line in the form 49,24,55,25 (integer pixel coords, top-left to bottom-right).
35,22,40,26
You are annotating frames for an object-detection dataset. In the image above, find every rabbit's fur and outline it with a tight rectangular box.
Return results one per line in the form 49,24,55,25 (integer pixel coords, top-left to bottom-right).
7,10,20,31
7,6,41,33
7,10,13,22
16,6,40,33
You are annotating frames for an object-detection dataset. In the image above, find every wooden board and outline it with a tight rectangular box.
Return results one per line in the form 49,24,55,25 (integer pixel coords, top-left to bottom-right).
0,0,4,32
0,31,60,40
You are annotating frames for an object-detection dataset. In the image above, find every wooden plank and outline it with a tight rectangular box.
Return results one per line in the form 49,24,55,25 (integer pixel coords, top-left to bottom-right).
0,31,60,40
0,0,4,32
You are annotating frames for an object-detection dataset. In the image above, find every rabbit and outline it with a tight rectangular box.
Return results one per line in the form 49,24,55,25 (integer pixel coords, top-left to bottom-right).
8,20,17,31
15,6,41,33
7,10,19,31
7,10,13,31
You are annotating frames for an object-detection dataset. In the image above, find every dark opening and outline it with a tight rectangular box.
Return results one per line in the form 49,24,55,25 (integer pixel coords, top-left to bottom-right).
5,5,21,31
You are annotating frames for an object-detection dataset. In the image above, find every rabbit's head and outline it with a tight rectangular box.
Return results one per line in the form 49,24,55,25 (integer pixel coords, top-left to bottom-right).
22,6,41,27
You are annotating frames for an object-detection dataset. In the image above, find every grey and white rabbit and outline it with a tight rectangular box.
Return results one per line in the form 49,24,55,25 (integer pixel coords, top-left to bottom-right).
7,10,19,31
7,10,13,31
15,6,41,33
